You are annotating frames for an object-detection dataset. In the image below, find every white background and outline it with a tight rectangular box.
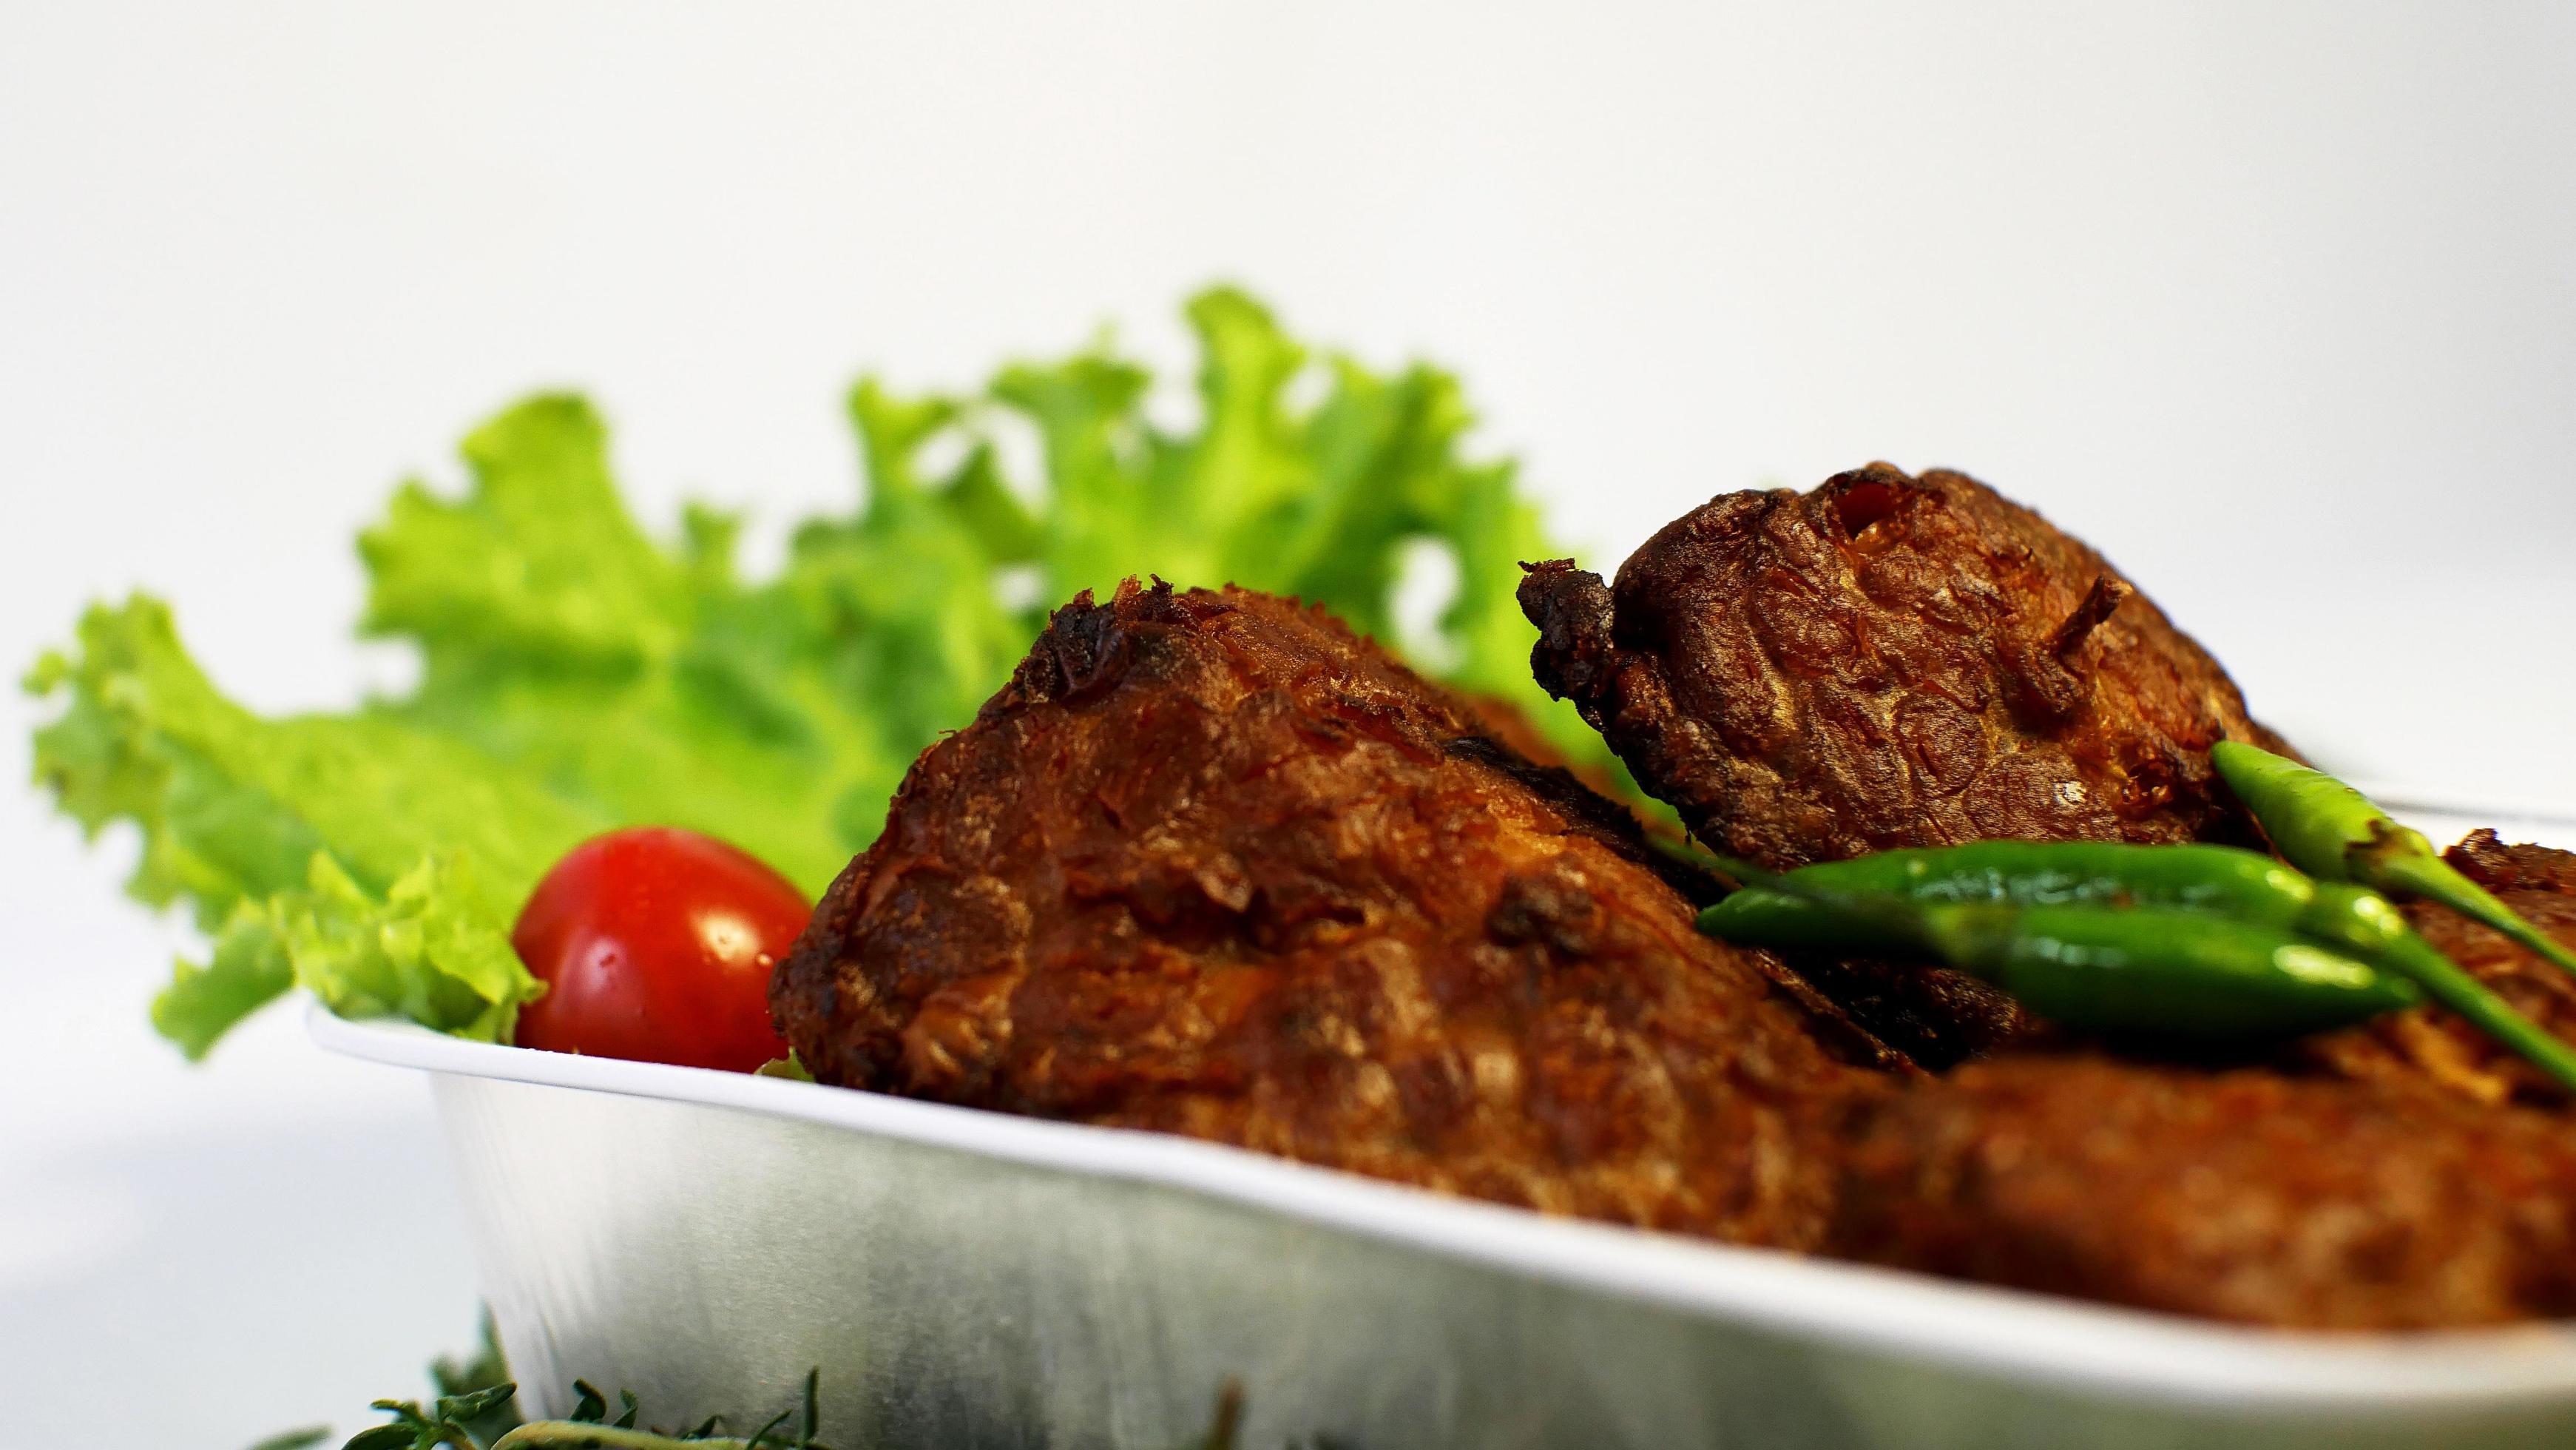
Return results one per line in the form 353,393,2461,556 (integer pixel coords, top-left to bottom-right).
3,4,2572,1443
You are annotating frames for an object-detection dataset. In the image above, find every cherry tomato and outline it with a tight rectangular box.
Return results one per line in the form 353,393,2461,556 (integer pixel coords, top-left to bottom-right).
510,826,810,1072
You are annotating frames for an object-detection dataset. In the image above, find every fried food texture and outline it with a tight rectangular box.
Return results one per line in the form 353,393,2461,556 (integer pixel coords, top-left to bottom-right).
2296,833,2576,1110
772,581,1892,1244
1520,463,2287,869
770,573,2576,1329
1830,1053,2576,1328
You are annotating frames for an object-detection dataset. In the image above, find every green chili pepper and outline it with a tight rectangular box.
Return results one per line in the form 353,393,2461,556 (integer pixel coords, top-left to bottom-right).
2211,741,2576,985
1933,902,2418,1039
1696,886,1916,954
1698,857,2417,1039
1688,835,2576,1093
2291,881,2576,1095
1787,840,2316,913
1694,840,2317,954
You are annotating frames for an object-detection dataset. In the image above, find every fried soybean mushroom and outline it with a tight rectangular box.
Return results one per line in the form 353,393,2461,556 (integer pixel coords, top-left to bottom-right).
1830,1055,2576,1329
772,581,1901,1246
1519,463,2291,870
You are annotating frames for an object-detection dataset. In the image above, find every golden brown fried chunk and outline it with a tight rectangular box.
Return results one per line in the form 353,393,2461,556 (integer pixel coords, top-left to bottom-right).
2296,832,2576,1110
773,581,1894,1245
1794,832,2576,1326
1520,463,2289,869
1458,689,1655,827
1830,1054,2576,1328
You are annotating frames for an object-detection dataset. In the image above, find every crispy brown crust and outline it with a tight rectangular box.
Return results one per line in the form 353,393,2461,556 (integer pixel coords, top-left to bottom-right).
1520,463,2288,870
2293,832,2576,1110
773,581,1898,1245
1811,837,2576,1327
1830,1053,2576,1328
1458,690,1646,821
772,570,2576,1329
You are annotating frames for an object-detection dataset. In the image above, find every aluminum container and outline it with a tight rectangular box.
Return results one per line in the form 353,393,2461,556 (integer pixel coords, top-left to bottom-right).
315,793,2576,1448
319,1008,2576,1450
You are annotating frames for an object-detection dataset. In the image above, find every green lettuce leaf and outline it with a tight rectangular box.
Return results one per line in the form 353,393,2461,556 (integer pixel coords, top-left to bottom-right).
362,397,913,895
28,598,602,1055
891,285,1621,780
30,286,1614,1059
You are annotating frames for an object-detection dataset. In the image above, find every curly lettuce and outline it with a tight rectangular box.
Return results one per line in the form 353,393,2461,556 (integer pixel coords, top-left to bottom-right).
27,598,601,1054
27,287,1611,1058
360,397,916,892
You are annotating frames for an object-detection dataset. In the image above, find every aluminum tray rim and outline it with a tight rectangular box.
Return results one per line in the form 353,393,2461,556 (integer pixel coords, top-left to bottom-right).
313,1002,2576,1414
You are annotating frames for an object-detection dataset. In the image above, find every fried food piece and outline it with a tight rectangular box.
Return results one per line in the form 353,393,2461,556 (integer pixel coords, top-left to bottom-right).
1830,1053,2576,1328
773,581,1898,1245
1772,954,2043,1071
1520,463,2289,870
1459,690,1658,830
2296,832,2576,1110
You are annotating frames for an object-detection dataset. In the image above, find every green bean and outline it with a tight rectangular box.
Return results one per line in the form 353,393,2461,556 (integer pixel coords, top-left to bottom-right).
2211,741,2576,985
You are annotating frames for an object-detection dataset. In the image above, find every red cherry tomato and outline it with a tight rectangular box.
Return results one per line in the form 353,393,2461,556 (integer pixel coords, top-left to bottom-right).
510,827,810,1072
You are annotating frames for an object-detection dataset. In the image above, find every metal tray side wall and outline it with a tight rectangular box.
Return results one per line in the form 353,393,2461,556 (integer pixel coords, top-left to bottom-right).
429,1073,2575,1449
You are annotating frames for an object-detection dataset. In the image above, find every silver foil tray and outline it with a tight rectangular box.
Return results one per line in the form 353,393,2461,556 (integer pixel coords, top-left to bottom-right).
314,1005,2576,1449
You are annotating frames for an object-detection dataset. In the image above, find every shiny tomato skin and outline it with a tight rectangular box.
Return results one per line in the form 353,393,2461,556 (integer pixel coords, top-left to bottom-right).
510,827,809,1072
